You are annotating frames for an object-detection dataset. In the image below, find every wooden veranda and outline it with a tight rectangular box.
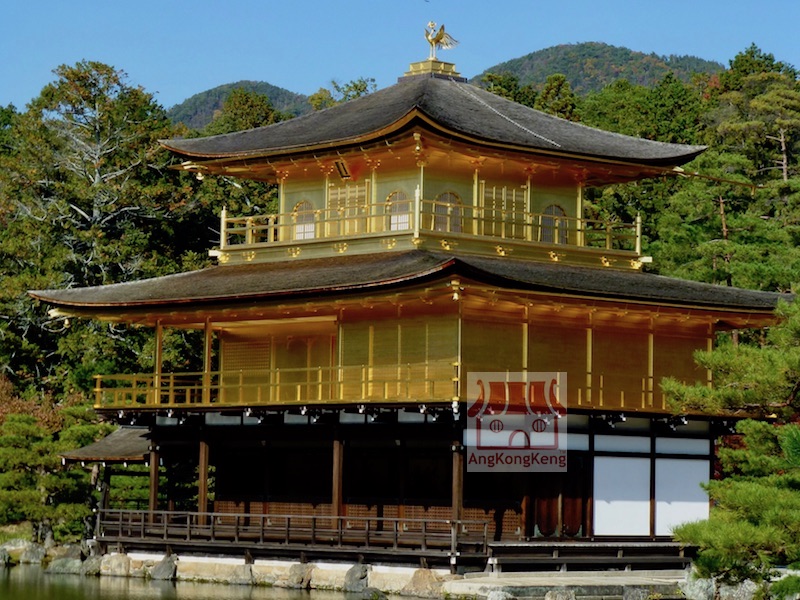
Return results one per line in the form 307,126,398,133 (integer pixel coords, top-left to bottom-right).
94,508,694,573
95,508,490,570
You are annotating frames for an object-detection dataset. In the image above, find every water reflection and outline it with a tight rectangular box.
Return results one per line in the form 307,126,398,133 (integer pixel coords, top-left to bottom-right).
1,564,354,600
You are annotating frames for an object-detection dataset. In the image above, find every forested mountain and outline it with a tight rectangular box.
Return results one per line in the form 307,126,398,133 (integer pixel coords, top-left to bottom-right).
167,80,310,129
474,42,724,93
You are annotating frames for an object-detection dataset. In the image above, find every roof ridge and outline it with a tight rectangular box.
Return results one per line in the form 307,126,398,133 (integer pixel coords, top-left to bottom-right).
447,80,562,148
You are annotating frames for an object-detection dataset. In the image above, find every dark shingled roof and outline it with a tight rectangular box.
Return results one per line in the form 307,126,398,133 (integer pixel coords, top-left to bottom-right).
31,250,786,313
60,427,150,463
161,75,705,167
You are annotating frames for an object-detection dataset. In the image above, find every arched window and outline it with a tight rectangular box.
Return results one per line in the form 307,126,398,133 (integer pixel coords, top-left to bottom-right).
541,204,567,244
433,192,462,233
293,200,315,240
386,191,410,231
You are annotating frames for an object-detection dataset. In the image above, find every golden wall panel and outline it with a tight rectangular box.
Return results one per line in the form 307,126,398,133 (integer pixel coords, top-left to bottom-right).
592,328,649,410
528,324,587,408
462,319,525,375
339,316,459,403
653,333,709,409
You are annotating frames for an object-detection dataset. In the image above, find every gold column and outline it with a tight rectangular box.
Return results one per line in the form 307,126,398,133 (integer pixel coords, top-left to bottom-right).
154,320,163,404
473,169,480,236
577,183,585,246
585,326,593,406
203,319,212,405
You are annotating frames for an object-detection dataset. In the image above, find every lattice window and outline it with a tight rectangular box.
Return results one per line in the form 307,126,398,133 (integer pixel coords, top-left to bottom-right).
481,183,528,238
328,181,371,235
386,190,411,231
433,191,462,233
293,200,316,240
220,338,271,371
541,204,568,244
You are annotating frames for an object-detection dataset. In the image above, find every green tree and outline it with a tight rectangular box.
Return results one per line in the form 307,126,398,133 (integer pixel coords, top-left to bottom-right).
308,77,376,111
534,74,578,121
480,72,537,107
202,87,286,136
674,420,800,593
0,61,194,393
663,300,800,418
580,79,650,136
0,408,110,540
720,43,798,94
663,301,800,592
642,72,702,144
0,104,15,154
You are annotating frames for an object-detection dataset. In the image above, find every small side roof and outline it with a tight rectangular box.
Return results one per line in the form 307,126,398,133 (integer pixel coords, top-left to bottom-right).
60,427,150,463
161,75,705,168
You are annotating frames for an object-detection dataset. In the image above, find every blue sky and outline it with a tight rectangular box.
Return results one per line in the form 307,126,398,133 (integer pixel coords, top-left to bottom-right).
3,0,799,110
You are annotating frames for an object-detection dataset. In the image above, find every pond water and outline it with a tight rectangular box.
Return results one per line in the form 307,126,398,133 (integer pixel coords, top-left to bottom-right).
0,564,354,600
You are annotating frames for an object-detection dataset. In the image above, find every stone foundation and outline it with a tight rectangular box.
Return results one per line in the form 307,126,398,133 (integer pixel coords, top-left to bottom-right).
91,551,453,597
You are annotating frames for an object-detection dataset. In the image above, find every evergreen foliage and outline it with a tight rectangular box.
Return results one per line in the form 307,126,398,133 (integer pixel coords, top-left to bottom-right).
167,80,309,129
474,42,723,94
673,420,800,588
308,77,376,111
202,87,286,135
0,377,112,539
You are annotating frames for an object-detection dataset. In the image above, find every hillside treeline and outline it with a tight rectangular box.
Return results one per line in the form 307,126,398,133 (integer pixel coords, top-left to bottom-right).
0,44,799,558
474,41,724,93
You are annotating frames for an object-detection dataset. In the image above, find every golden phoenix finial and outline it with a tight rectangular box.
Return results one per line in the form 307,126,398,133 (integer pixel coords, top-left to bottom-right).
425,21,458,61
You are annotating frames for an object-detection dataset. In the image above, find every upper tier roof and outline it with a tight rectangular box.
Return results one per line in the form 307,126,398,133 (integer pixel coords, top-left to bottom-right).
161,73,706,168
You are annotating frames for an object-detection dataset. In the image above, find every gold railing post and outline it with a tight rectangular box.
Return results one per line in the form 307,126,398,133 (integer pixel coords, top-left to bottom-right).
154,320,163,405
219,206,228,249
413,186,421,238
94,375,103,407
635,213,642,255
245,217,254,245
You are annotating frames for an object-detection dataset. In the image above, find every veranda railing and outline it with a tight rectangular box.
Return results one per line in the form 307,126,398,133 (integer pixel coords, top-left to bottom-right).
219,199,640,253
94,361,460,409
96,508,489,560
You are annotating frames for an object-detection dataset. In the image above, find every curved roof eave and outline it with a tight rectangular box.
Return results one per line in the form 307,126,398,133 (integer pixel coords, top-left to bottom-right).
28,253,459,311
160,76,706,169
29,251,786,316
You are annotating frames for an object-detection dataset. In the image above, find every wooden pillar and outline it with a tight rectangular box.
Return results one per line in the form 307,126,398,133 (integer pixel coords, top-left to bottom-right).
148,446,159,511
100,465,112,511
451,440,464,522
332,435,344,527
198,438,210,520
520,489,531,539
148,445,159,521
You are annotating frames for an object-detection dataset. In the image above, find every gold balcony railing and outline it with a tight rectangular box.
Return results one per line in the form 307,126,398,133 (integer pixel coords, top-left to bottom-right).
94,364,672,413
219,199,641,254
94,362,460,410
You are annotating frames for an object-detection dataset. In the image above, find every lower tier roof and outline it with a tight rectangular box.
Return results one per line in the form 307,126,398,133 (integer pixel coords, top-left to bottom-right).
30,250,788,317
